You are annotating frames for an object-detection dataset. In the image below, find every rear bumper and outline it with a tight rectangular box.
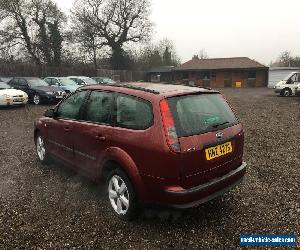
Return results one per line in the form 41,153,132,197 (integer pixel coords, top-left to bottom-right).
162,162,246,208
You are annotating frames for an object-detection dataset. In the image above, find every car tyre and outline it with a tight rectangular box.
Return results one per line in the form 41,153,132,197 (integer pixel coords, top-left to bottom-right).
35,133,50,165
280,88,292,97
106,168,138,220
33,94,41,105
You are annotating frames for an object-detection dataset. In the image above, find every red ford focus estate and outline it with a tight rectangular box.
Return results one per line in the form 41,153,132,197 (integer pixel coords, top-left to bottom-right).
34,83,246,220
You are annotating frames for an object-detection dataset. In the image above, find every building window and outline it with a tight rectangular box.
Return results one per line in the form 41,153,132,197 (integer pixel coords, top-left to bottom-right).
182,72,189,79
203,71,210,80
224,72,232,87
150,74,160,82
211,72,216,78
248,71,256,78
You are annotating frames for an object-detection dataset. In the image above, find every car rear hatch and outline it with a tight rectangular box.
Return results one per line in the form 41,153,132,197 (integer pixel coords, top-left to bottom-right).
161,92,244,189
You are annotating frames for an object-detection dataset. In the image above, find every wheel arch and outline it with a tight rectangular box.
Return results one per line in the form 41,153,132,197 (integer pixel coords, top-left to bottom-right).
34,128,40,142
283,87,292,93
100,147,146,201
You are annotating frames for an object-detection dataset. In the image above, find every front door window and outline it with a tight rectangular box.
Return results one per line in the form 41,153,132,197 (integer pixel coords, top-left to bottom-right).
57,91,87,120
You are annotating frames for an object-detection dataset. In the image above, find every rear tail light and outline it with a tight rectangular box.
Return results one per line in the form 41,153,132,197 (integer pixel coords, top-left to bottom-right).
160,99,181,153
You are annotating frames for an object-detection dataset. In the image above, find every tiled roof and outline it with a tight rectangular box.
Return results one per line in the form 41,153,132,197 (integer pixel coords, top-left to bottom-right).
177,57,267,70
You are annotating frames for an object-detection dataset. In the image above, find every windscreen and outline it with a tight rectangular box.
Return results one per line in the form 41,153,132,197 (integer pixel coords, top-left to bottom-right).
283,72,295,81
83,78,98,85
167,93,239,137
0,82,10,89
28,79,49,87
59,78,77,86
103,78,115,84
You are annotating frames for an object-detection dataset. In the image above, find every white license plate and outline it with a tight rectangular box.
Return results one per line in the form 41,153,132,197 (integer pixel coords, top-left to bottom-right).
14,98,23,102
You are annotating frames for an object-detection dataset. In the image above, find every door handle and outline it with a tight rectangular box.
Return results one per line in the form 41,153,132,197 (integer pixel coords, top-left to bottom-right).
64,127,71,132
95,135,106,141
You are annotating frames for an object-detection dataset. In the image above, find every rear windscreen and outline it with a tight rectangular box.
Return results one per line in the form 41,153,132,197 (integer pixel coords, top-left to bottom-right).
167,93,239,137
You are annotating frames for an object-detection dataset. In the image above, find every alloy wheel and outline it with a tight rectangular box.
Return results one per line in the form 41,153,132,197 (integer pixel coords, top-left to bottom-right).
36,136,46,161
108,175,130,215
33,95,40,105
283,89,291,97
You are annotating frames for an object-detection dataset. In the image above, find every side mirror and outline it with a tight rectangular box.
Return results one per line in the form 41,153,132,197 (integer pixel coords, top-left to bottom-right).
44,108,57,118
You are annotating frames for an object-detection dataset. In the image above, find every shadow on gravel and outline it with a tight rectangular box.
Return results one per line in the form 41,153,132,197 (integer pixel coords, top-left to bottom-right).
138,196,232,225
38,159,234,225
0,105,25,110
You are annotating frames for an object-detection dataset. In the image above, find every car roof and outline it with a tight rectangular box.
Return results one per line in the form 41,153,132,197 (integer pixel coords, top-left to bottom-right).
14,77,41,80
68,76,89,78
81,82,219,100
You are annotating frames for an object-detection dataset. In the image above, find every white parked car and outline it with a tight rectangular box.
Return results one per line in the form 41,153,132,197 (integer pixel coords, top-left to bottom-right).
0,82,28,106
295,83,300,96
274,71,300,96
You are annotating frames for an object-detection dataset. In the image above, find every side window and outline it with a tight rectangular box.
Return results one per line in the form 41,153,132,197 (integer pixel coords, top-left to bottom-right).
57,91,87,120
19,79,27,86
296,74,300,82
289,74,297,83
85,91,113,124
44,78,50,84
116,94,153,130
71,78,84,84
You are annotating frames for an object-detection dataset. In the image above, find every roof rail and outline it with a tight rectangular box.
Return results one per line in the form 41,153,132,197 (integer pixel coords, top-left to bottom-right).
105,83,160,94
181,83,212,90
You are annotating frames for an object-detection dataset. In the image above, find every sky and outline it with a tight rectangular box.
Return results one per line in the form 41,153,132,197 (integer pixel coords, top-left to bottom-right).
55,0,300,65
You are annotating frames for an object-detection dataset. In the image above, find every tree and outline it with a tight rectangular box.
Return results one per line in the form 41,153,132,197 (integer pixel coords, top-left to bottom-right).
71,0,153,69
279,51,292,66
157,38,180,66
270,51,300,67
69,13,104,71
0,0,41,64
129,38,180,70
193,49,208,60
0,0,65,66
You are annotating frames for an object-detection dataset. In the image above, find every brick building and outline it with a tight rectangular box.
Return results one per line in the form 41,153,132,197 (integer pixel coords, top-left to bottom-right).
147,57,269,87
174,57,269,87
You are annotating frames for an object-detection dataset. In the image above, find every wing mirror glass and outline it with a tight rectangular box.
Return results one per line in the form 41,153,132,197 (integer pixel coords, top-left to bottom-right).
44,108,57,118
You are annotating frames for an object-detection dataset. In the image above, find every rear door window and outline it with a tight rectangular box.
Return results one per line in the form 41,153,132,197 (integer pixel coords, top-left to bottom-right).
167,93,239,137
116,94,153,130
84,91,113,125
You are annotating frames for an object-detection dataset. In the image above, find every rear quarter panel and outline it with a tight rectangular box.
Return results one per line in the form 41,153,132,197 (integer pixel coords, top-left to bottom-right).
106,97,183,201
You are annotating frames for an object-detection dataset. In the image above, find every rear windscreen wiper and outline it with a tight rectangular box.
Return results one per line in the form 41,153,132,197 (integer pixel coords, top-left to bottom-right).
212,121,230,128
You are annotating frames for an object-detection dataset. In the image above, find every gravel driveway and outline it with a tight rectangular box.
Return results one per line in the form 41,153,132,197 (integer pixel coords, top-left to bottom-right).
0,88,299,249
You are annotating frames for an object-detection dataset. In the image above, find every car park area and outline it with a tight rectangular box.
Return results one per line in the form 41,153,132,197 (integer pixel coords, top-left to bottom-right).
0,88,299,249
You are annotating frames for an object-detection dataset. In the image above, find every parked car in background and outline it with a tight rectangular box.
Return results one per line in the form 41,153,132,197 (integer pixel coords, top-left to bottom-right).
0,81,28,106
67,76,97,86
295,83,300,96
8,77,66,105
274,71,300,96
34,82,246,220
44,77,79,93
92,77,116,84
